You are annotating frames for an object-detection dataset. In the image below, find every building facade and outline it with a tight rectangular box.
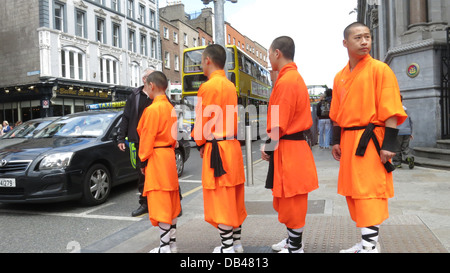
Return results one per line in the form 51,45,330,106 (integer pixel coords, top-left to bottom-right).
358,0,450,148
0,0,162,123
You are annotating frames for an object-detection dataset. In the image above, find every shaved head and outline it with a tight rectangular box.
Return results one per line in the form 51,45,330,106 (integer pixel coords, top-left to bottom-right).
203,44,227,69
146,71,168,90
344,22,370,40
270,36,295,61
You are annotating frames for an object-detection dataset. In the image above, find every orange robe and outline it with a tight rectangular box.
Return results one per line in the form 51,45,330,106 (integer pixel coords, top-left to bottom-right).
191,70,247,229
330,55,407,200
330,55,407,227
267,62,319,229
137,95,180,226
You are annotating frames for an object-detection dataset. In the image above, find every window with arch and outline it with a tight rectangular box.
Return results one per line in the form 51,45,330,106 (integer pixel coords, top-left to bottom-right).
100,55,120,85
61,46,86,80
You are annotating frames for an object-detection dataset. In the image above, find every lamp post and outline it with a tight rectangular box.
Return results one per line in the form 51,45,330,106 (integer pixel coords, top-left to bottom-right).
201,0,253,186
202,0,238,48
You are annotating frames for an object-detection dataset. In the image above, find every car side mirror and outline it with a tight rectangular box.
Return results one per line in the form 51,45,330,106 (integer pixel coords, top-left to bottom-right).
110,126,119,142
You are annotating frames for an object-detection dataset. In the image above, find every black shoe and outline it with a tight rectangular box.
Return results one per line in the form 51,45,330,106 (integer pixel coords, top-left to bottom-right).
131,204,148,217
178,205,183,217
407,157,415,169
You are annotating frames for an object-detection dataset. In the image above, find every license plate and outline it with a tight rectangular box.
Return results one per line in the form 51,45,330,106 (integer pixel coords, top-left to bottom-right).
0,178,16,188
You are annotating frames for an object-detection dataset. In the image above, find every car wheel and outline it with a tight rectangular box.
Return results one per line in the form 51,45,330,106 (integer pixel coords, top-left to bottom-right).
175,149,184,177
81,164,112,206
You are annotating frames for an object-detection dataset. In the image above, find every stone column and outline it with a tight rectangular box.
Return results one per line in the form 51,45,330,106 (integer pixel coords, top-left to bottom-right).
409,0,428,25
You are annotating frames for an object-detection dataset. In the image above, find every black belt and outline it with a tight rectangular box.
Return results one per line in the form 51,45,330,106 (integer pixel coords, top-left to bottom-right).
344,123,395,173
140,145,173,168
154,145,173,149
265,131,306,189
206,137,236,178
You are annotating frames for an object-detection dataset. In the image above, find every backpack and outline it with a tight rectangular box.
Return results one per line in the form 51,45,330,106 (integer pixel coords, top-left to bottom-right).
320,98,331,117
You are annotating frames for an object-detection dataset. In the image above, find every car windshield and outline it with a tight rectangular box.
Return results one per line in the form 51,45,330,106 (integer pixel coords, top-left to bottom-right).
2,120,54,139
33,113,117,138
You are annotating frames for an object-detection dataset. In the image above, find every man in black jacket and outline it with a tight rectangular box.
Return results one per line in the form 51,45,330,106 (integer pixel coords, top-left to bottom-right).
118,68,154,217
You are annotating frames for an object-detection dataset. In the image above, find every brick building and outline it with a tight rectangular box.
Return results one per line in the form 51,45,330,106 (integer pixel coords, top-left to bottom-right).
0,0,161,123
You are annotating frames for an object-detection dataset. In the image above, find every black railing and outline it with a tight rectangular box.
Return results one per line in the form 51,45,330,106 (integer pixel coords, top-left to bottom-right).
441,28,450,139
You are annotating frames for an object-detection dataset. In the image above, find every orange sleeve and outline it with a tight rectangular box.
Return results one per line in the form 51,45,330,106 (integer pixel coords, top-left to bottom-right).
192,85,207,147
376,65,407,125
137,107,159,163
267,81,293,140
329,72,342,123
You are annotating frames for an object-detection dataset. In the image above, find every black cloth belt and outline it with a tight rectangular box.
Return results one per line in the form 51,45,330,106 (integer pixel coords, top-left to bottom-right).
344,123,396,173
206,137,236,178
154,145,173,149
265,131,306,189
140,145,173,168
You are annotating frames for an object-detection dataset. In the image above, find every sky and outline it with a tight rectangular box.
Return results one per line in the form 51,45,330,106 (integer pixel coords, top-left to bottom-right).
160,0,358,88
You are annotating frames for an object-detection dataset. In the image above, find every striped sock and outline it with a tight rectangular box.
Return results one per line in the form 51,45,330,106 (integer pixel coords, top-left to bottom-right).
361,225,380,250
287,227,304,253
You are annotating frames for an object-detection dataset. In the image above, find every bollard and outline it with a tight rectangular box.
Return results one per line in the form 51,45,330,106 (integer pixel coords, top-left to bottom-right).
245,125,254,186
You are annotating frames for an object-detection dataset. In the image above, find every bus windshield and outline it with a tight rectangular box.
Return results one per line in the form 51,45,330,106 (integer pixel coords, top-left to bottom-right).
183,48,236,74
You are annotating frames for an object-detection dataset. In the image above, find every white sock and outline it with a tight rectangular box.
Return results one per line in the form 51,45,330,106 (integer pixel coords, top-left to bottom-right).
233,226,242,246
361,225,380,250
158,222,171,253
218,224,234,252
170,218,177,247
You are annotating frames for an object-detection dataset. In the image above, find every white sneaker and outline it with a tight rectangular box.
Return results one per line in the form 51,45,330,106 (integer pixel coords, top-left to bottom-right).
234,244,244,253
278,246,304,253
272,238,288,252
149,246,171,253
170,242,178,253
340,242,381,253
213,246,235,253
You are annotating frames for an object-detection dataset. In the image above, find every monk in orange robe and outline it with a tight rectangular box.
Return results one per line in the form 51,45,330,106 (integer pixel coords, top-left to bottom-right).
137,71,180,253
262,36,319,253
191,44,247,253
330,23,407,253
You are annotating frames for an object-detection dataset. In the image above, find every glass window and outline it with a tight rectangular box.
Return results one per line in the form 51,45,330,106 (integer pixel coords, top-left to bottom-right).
54,2,65,31
127,0,134,18
138,4,145,23
97,17,105,43
140,34,147,56
61,47,85,81
151,38,157,58
76,10,86,38
150,9,156,28
113,24,121,48
128,29,136,52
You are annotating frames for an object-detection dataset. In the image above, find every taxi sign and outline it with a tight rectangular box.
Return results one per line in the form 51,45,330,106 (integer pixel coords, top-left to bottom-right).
86,101,126,110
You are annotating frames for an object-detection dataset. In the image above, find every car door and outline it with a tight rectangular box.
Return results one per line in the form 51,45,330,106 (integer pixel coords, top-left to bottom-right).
107,116,138,184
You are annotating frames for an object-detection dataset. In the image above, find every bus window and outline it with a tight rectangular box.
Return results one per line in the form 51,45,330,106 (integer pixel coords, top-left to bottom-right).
226,48,235,71
184,50,204,73
183,74,208,92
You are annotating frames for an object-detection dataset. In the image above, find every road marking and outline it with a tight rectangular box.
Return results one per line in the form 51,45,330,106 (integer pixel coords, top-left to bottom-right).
182,186,203,198
179,179,202,183
0,202,141,222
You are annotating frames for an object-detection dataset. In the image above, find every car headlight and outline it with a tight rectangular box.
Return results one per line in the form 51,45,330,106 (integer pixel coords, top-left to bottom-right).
39,152,74,170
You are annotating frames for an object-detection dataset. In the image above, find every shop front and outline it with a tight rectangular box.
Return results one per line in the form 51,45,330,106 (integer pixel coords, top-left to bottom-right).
0,79,132,125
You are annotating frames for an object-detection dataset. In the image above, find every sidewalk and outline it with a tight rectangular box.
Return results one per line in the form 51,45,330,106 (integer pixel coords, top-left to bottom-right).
107,146,450,253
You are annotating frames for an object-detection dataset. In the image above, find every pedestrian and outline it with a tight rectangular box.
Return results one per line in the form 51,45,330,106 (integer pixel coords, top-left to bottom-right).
2,121,11,135
262,36,319,253
118,68,154,217
137,71,180,253
0,124,3,136
316,89,333,149
393,96,414,169
191,44,247,253
330,22,407,253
